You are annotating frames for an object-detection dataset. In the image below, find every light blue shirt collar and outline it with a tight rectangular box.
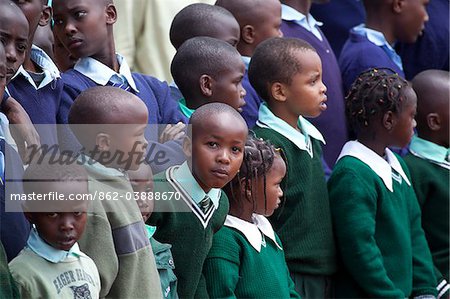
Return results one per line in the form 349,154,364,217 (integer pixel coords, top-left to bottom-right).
74,54,139,93
173,161,221,208
78,154,127,178
409,135,450,169
352,24,403,71
12,45,60,90
281,4,323,41
27,227,85,263
241,56,251,70
256,103,325,157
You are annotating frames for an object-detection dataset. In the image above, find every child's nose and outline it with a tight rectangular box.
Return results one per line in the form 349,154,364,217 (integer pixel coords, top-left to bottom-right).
217,150,231,164
60,218,74,231
5,45,17,63
65,21,78,35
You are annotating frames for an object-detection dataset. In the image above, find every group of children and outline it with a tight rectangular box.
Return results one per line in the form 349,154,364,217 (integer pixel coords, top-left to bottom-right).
0,0,448,298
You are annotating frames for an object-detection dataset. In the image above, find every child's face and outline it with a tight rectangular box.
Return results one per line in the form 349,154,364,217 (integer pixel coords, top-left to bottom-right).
53,34,78,71
12,0,46,42
107,101,149,171
188,114,247,193
213,15,240,48
210,58,247,112
254,154,286,217
394,0,429,43
25,181,89,251
52,0,114,59
388,87,417,148
0,6,29,83
128,164,154,222
284,50,327,118
251,0,283,47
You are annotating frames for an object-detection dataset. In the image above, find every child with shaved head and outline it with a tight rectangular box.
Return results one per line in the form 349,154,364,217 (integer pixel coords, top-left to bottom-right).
171,36,246,118
405,70,450,299
148,103,248,298
216,0,283,129
68,86,162,298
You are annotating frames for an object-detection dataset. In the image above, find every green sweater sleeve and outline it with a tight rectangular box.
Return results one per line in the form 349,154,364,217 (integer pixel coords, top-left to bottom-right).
409,189,438,297
329,171,405,298
204,229,241,299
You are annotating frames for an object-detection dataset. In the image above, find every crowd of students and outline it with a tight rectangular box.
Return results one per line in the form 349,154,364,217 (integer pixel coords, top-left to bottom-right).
0,0,448,298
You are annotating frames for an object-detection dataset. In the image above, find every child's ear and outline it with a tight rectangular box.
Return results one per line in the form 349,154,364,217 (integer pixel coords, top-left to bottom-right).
271,82,288,103
105,4,118,25
199,75,213,97
383,111,396,130
427,113,441,131
392,0,405,13
182,136,192,158
241,25,256,44
96,133,111,151
39,5,52,26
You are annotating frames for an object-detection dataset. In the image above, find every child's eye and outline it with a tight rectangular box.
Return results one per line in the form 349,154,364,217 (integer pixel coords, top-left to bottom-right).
17,43,27,53
208,142,218,148
53,18,64,26
75,11,87,19
47,213,58,218
73,212,83,217
231,146,242,153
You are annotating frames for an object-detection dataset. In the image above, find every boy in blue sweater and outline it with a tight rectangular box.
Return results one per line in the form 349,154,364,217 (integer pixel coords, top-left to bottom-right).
52,0,187,173
215,0,283,129
171,36,246,119
7,0,63,146
339,0,429,93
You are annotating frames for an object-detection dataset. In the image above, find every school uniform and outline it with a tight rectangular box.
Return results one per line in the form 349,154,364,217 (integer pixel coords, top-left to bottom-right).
79,156,162,298
339,25,405,93
328,140,437,298
204,214,300,298
281,4,348,167
9,228,101,299
404,136,450,298
58,55,187,173
7,45,63,146
240,56,264,130
0,242,18,298
253,103,336,298
148,162,229,299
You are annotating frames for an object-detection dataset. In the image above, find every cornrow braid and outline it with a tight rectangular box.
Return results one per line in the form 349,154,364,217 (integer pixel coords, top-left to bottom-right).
346,68,409,134
223,133,278,215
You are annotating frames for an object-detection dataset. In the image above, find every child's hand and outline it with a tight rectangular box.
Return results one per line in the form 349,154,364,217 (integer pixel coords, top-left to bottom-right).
159,122,186,143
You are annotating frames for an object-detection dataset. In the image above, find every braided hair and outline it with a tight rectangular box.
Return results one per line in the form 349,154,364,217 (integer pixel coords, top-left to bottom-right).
223,134,285,216
346,68,409,134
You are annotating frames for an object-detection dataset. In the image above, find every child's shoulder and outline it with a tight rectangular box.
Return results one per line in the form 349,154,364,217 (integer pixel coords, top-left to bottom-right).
131,72,170,93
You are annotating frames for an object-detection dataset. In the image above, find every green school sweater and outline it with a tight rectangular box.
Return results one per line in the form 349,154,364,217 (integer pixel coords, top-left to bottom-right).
404,153,449,282
253,126,336,275
328,155,437,298
148,166,229,299
9,247,100,299
203,224,300,298
80,160,162,299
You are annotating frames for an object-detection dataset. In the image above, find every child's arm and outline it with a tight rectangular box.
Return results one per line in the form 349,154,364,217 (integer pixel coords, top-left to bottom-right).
328,170,405,298
409,189,438,298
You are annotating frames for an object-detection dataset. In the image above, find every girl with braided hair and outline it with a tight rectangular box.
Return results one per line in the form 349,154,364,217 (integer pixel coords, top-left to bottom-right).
328,68,437,298
203,135,300,298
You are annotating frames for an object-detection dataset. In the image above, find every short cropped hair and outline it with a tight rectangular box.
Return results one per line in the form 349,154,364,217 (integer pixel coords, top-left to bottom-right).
248,37,316,101
169,3,236,49
171,36,241,100
189,102,246,134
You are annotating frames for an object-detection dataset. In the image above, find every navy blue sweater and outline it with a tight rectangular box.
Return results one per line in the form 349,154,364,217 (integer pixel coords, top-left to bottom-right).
241,72,262,130
0,140,29,262
339,31,405,93
281,21,349,167
396,0,449,79
58,70,188,173
7,76,63,146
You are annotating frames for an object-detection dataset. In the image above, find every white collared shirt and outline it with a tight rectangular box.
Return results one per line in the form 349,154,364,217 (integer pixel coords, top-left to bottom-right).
256,103,325,157
281,4,323,41
12,45,60,90
73,54,139,93
338,141,411,192
225,214,282,252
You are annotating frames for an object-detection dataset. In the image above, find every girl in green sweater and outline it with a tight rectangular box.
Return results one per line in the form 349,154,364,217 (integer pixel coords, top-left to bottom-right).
204,136,300,298
328,68,437,298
